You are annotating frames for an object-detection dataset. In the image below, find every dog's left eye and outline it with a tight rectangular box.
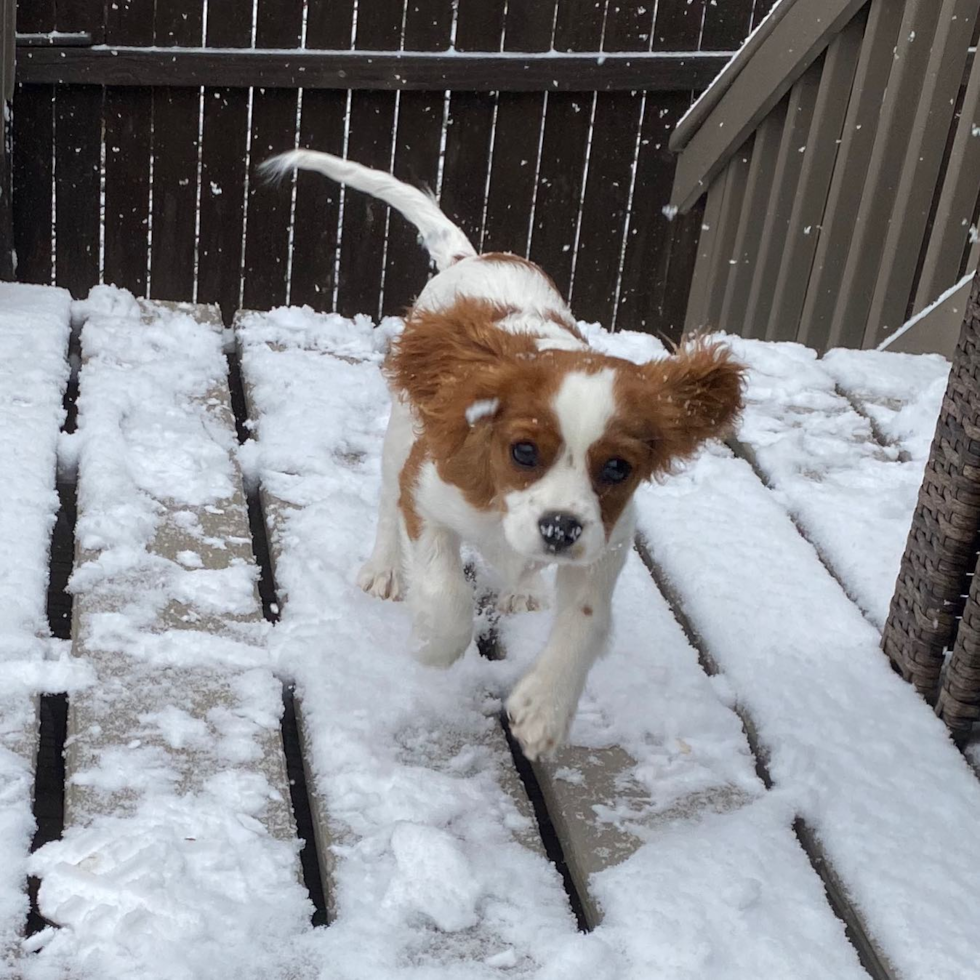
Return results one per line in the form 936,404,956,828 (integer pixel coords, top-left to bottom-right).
511,441,539,468
599,458,631,484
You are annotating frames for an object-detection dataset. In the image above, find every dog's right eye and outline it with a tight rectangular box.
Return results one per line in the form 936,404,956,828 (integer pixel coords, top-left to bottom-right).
511,441,539,468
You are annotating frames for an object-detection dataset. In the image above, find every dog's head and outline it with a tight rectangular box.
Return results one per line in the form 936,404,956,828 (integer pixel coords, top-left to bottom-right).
389,298,744,564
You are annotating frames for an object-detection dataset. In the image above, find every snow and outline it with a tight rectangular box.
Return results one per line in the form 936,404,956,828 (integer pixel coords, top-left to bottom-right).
729,336,947,627
465,398,500,426
635,446,980,980
239,306,866,978
23,291,312,980
239,307,584,977
822,345,949,461
4,286,972,978
0,283,78,977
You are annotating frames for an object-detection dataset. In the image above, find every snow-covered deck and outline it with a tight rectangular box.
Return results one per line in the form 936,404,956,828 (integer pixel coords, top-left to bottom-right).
2,282,978,980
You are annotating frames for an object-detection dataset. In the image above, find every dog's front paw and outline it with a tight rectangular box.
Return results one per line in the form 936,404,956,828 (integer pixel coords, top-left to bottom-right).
496,590,548,615
506,672,572,761
357,561,404,601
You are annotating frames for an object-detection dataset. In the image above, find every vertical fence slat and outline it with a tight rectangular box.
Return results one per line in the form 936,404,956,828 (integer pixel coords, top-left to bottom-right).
149,88,200,301
55,86,101,297
18,0,55,33
242,0,305,312
54,0,105,296
149,0,204,302
863,0,980,348
102,0,154,294
623,0,713,339
700,0,754,51
797,0,905,351
197,0,252,321
572,3,655,324
11,85,54,284
617,92,700,338
335,0,404,319
55,0,104,41
916,49,980,312
652,0,706,49
742,59,822,340
827,0,947,348
103,87,151,293
439,3,506,254
288,1,354,312
765,14,865,345
482,0,557,257
751,0,780,29
718,101,787,334
382,0,454,314
527,7,604,298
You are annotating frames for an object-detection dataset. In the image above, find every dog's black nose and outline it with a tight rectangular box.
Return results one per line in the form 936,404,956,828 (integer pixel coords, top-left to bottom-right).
538,512,583,553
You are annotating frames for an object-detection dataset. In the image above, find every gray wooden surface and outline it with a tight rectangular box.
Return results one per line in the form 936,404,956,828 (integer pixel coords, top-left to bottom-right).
66,302,295,844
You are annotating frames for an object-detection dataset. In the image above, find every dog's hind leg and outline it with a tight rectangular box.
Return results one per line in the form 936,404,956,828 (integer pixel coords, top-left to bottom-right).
358,393,413,600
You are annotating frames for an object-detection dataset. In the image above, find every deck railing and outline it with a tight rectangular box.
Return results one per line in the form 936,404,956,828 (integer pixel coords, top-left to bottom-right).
671,0,980,354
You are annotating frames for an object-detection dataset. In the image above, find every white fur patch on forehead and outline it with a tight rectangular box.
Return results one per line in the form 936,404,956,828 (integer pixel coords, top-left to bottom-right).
552,369,617,459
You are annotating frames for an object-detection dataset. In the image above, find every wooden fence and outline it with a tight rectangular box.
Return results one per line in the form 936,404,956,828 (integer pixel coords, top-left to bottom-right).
2,0,776,335
671,0,980,354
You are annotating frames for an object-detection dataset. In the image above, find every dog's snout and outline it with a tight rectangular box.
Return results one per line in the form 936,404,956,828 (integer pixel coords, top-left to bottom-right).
538,512,583,553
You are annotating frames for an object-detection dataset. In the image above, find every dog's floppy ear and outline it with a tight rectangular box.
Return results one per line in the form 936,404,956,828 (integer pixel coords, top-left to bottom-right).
387,297,534,450
624,339,745,471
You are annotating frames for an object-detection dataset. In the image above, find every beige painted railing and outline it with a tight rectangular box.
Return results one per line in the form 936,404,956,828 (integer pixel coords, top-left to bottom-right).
671,0,980,354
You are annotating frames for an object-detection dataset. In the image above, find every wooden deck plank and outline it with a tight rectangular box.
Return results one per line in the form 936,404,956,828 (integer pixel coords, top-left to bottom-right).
234,311,563,950
234,307,873,974
30,297,307,964
65,299,294,833
727,336,927,629
0,283,72,966
821,345,950,457
634,442,980,980
492,551,767,926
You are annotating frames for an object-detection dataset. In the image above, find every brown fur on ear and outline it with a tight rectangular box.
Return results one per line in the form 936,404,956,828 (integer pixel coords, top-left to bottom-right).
618,340,746,473
387,297,537,448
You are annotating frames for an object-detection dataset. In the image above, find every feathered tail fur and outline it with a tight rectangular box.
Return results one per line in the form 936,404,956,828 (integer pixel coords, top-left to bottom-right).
260,150,476,272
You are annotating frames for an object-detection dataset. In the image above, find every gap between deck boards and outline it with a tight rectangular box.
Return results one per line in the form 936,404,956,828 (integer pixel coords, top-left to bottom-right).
725,434,882,630
27,317,81,937
225,347,328,927
634,536,896,980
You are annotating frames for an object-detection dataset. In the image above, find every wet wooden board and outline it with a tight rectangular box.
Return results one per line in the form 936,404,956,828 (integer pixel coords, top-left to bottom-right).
0,283,72,966
65,301,295,842
235,312,546,930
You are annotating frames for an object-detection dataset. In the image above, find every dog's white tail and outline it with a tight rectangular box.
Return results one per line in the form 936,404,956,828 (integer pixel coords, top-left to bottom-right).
260,150,476,272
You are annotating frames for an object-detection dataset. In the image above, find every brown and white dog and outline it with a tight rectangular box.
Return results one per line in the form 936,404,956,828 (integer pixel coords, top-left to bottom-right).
263,150,744,760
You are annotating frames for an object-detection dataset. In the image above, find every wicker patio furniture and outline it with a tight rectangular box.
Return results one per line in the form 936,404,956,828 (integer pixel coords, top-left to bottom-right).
883,267,980,742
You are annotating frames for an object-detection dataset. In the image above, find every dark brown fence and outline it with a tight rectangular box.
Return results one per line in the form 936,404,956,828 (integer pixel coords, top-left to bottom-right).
7,0,774,334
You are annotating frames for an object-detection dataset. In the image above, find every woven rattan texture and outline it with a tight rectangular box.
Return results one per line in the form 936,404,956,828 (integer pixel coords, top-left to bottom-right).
938,564,980,736
882,271,980,712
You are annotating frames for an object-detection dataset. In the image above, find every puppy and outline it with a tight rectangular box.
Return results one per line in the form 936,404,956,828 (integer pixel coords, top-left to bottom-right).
262,150,744,760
